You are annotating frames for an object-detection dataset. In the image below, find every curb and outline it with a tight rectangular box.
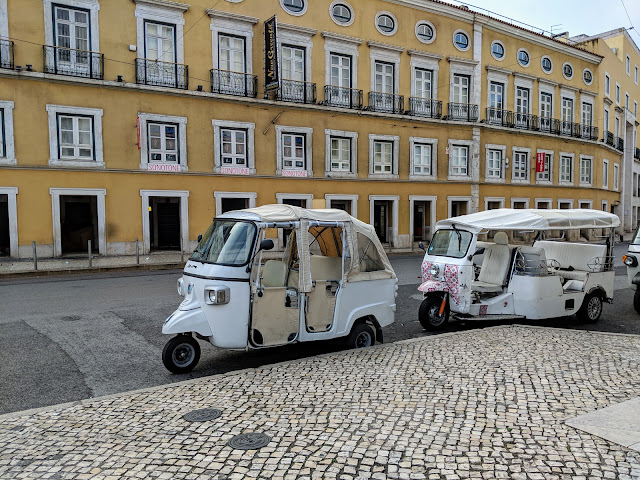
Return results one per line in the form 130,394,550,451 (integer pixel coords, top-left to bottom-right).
0,262,186,280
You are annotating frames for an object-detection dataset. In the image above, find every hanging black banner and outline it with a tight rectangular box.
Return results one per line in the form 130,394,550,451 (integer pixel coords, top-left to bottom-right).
264,15,279,91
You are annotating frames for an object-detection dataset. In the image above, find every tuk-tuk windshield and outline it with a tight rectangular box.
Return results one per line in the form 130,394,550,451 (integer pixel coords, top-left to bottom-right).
190,220,257,266
428,229,473,258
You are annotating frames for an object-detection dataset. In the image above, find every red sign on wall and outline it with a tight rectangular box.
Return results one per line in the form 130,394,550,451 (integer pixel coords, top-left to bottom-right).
536,152,545,173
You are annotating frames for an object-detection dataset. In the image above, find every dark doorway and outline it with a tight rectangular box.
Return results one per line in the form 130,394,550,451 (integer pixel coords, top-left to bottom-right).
0,195,9,256
60,195,98,255
373,200,391,243
413,201,431,242
330,199,351,215
281,198,306,249
221,197,248,214
450,201,468,218
150,197,180,251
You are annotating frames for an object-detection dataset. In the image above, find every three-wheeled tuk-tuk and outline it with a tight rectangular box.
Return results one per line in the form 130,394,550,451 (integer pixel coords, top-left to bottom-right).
623,224,640,312
418,208,620,330
162,205,398,373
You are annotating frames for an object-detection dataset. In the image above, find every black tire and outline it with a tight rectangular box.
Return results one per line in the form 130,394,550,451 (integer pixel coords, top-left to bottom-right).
419,295,449,331
577,293,603,324
634,289,640,314
162,335,201,374
345,323,375,349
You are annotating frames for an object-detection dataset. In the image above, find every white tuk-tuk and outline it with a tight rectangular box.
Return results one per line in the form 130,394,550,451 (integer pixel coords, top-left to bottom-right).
162,205,397,373
623,224,640,312
417,208,619,330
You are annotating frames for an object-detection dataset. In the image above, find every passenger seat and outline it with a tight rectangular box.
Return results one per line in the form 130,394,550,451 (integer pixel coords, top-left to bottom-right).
471,232,511,293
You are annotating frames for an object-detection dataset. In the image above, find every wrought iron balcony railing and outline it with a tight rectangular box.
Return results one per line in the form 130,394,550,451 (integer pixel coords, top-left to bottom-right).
409,98,442,118
276,79,317,104
514,112,539,131
367,91,404,114
0,39,14,69
447,103,479,122
635,147,640,160
323,85,363,109
616,136,625,151
135,58,188,89
210,68,257,98
43,45,104,80
579,124,599,141
485,108,513,127
538,117,559,134
559,120,575,137
605,131,615,147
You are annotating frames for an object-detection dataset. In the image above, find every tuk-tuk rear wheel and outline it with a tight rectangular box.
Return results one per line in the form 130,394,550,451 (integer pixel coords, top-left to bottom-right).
577,293,603,324
419,295,449,331
162,334,201,374
345,323,375,349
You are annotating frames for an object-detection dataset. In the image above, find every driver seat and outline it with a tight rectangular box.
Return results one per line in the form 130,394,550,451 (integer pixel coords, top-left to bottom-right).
472,232,511,293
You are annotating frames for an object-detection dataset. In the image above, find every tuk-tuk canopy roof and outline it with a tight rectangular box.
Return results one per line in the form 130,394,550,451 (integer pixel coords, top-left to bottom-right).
436,208,621,233
221,204,358,225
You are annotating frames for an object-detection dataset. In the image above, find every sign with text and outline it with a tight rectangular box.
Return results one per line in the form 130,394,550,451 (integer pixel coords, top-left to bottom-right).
536,152,546,173
148,163,180,172
264,15,279,91
221,166,250,175
282,169,307,177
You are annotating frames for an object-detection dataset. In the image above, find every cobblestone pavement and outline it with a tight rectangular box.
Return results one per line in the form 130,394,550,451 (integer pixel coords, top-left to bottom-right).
1,325,640,480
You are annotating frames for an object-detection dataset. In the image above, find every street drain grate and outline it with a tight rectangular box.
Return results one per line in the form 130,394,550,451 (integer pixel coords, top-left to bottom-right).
228,432,271,450
183,408,222,422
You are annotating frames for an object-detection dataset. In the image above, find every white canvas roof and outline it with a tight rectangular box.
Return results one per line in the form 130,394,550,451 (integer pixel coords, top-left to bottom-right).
436,208,620,233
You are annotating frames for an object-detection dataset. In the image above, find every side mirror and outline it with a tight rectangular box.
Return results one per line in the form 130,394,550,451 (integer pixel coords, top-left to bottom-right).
260,239,274,251
197,234,203,243
418,241,426,252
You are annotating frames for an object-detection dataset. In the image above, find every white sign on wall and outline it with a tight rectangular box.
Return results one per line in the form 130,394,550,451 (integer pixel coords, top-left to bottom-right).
148,164,180,172
221,166,250,175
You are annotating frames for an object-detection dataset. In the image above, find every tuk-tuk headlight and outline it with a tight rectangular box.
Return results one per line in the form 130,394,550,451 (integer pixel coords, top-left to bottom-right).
624,254,638,267
205,286,231,305
177,278,185,296
429,264,440,277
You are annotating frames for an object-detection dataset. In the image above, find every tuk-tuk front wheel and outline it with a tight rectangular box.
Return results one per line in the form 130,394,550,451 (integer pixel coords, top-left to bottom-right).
162,334,201,374
419,295,449,331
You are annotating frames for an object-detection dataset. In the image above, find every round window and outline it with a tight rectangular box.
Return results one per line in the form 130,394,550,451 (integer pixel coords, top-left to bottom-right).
563,63,574,79
454,31,469,50
416,23,434,43
377,14,395,34
541,56,553,73
518,49,530,67
491,42,505,60
282,0,305,14
331,3,352,24
583,69,593,85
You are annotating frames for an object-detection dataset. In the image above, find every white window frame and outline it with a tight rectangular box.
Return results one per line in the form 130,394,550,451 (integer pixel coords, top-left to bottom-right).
409,195,437,245
448,139,473,181
139,189,189,255
43,0,100,54
510,197,530,209
562,62,574,80
514,75,533,113
369,194,399,246
604,73,610,97
374,11,398,36
614,163,620,191
324,129,357,177
490,40,505,61
369,43,402,96
329,1,355,27
484,144,506,183
616,83,621,104
583,68,593,86
484,197,505,211
557,198,574,209
213,119,256,175
325,194,358,218
277,24,315,86
368,134,399,179
409,50,440,101
280,0,308,16
635,101,638,118
535,149,553,185
447,196,471,218
209,10,257,77
0,186,18,257
448,58,477,107
517,48,530,67
46,104,103,168
604,105,610,133
323,32,361,91
50,187,106,257
0,100,16,165
0,0,8,42
214,191,257,217
603,159,609,189
138,113,187,171
415,21,436,45
452,29,470,52
602,200,609,212
539,82,555,121
627,55,631,76
578,199,593,209
275,125,313,177
134,0,187,65
636,65,639,85
541,55,553,74
486,69,509,111
579,155,593,186
626,92,630,110
409,137,437,181
558,152,574,185
511,147,530,184
535,198,552,209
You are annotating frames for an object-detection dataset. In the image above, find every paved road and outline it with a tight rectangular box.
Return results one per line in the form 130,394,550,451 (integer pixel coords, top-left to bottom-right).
1,247,638,414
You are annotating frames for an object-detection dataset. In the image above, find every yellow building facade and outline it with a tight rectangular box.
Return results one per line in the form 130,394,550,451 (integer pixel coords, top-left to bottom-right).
0,0,627,258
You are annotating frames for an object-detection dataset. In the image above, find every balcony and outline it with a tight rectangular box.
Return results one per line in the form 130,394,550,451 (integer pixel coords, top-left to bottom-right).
485,108,513,127
43,45,104,80
514,112,539,131
559,121,575,137
323,85,363,109
579,124,599,141
276,79,317,104
367,91,404,114
0,39,13,69
616,136,625,151
447,103,479,122
409,98,442,118
210,68,257,98
605,131,615,147
135,58,188,90
539,117,559,134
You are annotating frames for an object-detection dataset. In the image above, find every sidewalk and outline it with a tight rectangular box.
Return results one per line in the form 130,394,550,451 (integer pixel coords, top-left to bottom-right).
1,325,639,480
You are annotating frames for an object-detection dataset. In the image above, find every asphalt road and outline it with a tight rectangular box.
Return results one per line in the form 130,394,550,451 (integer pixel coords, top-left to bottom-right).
1,248,639,415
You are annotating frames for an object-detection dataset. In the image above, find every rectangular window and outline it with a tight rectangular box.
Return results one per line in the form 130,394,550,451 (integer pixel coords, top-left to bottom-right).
148,123,178,163
282,133,305,170
0,108,4,158
516,87,530,114
560,155,572,183
487,150,502,179
413,143,432,175
513,151,528,181
373,141,393,173
614,164,619,190
58,114,93,160
536,153,551,182
452,75,470,104
54,6,90,67
540,92,552,117
580,157,592,184
603,160,609,188
218,34,245,73
636,66,638,85
330,53,351,88
562,98,573,122
450,146,468,176
330,137,351,172
374,61,394,94
414,68,432,99
145,22,175,63
282,45,305,82
604,107,610,133
627,55,631,75
605,74,610,96
582,103,593,127
626,93,630,110
616,84,621,104
489,82,504,109
615,115,620,137
635,101,638,117
220,128,246,166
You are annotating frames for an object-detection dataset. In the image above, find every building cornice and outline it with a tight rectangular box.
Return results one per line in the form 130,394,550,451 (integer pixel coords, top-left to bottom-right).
447,56,478,66
559,84,579,93
278,23,317,36
538,78,559,88
513,72,537,82
604,97,613,106
579,88,598,97
407,49,443,61
367,41,405,53
206,9,258,24
322,31,363,45
485,65,512,75
133,0,189,12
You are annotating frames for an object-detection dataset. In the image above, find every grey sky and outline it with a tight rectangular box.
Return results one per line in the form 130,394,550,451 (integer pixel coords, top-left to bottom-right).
444,0,640,44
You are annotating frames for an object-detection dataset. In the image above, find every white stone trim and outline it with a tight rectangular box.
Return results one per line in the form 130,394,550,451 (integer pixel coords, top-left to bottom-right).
369,195,399,246
329,1,354,27
578,199,593,209
558,151,575,186
50,187,106,257
210,12,255,75
562,62,574,80
140,189,189,255
368,134,399,179
415,20,436,45
511,146,531,184
409,136,438,181
535,198,553,209
324,129,357,177
541,55,553,74
214,191,257,216
275,125,313,177
484,197,505,210
579,154,594,187
603,158,609,189
447,196,472,217
324,34,359,89
369,46,400,96
602,200,609,212
0,186,18,257
490,40,505,61
486,69,509,111
448,58,475,105
517,48,530,67
0,100,15,164
138,112,187,171
410,52,439,100
134,0,189,11
374,11,398,36
135,1,185,64
409,195,437,244
484,143,506,183
46,104,104,168
452,29,470,52
43,0,100,52
325,194,358,218
277,24,314,85
206,9,257,24
279,0,308,16
510,197,530,209
583,68,593,86
213,119,256,174
0,0,8,40
557,198,574,209
276,193,313,207
614,162,620,191
447,139,473,181
605,72,611,97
